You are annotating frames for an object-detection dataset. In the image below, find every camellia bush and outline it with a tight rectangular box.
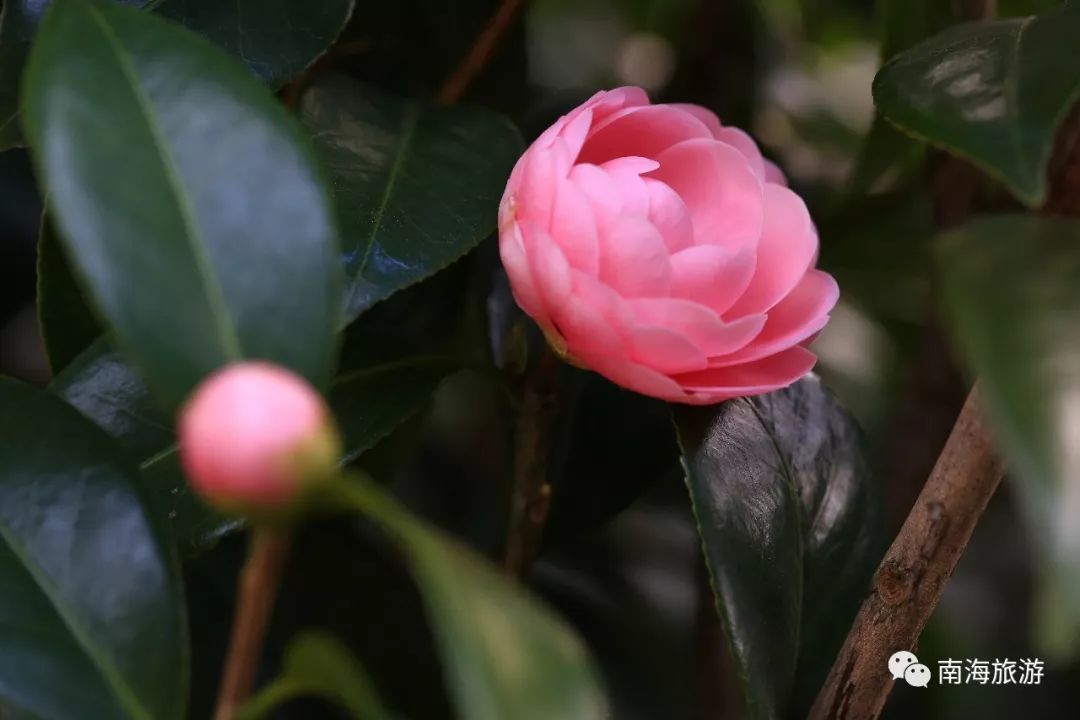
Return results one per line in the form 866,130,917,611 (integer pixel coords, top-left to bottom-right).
2,0,1080,719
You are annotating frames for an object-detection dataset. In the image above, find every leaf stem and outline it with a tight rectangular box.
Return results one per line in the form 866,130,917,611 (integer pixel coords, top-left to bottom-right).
503,347,560,577
807,387,1005,720
436,0,527,104
213,526,292,720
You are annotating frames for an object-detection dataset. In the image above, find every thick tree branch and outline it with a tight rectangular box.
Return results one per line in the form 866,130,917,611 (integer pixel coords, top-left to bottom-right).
808,389,1005,720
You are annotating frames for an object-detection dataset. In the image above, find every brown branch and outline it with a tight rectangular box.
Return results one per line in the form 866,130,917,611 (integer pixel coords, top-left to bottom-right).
503,347,559,577
436,0,527,105
807,388,1005,720
213,527,292,720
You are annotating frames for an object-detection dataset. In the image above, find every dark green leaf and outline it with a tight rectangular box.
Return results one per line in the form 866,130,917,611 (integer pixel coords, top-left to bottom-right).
937,215,1080,658
0,377,188,719
238,632,393,720
153,0,355,87
326,477,609,720
48,340,238,554
36,215,103,374
333,358,455,465
299,74,522,321
873,2,1080,206
0,0,353,150
24,0,342,410
50,314,455,552
674,375,882,719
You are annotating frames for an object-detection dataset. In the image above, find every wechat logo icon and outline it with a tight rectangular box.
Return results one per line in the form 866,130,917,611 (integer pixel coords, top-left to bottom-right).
889,650,932,687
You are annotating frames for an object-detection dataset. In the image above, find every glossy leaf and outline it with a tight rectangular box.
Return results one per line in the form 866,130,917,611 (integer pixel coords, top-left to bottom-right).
937,215,1080,658
674,375,881,719
49,340,237,554
24,0,342,410
873,2,1080,206
36,216,104,374
0,0,353,150
153,0,355,87
0,377,188,719
238,632,392,720
299,74,522,321
326,477,610,720
50,317,455,551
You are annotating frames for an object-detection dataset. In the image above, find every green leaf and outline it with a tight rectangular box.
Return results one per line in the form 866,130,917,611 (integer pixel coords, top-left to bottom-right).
873,2,1080,206
0,377,188,720
49,340,238,554
937,215,1080,658
50,311,455,552
24,0,342,410
153,0,355,87
0,0,354,150
673,375,882,720
299,74,522,321
326,477,609,720
36,215,103,374
238,632,393,720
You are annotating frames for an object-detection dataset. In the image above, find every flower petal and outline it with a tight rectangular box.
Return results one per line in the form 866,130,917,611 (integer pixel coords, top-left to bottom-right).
764,159,787,186
645,178,694,252
516,146,562,227
650,138,764,252
671,346,818,402
626,325,708,374
499,222,545,322
579,104,714,165
713,270,838,366
669,104,769,179
726,184,817,317
550,273,627,358
627,298,764,358
668,244,756,315
569,163,622,229
550,178,600,274
597,215,671,297
519,220,572,316
599,156,656,217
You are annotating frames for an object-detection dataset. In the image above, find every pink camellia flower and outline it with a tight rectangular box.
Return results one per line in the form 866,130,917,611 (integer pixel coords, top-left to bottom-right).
179,362,341,512
498,87,838,405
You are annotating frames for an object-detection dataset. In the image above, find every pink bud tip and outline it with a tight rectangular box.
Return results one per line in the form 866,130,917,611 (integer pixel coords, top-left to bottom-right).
178,362,341,512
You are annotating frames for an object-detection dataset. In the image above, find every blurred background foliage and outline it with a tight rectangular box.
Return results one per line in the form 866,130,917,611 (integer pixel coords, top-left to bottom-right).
2,0,1079,718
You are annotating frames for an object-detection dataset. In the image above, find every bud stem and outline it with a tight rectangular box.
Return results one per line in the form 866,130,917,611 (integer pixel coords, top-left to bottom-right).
213,526,292,720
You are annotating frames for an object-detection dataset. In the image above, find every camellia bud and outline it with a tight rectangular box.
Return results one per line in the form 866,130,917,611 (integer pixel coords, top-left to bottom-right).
178,362,342,515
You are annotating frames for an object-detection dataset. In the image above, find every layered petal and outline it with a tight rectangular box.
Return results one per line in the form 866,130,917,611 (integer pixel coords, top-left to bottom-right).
578,104,714,165
650,138,764,252
726,183,817,318
597,215,671,297
668,244,756,315
672,346,818,403
550,177,600,273
627,298,764,359
499,86,833,407
712,270,837,366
